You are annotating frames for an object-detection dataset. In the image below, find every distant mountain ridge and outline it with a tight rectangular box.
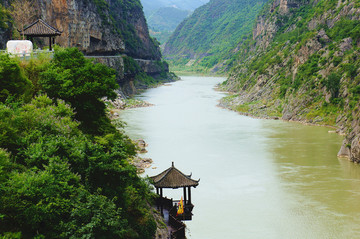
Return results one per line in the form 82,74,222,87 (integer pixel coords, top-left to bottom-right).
163,0,268,72
141,0,209,14
141,0,209,44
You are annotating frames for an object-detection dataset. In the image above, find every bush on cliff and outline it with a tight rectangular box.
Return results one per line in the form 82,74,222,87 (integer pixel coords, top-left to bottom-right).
40,47,118,135
0,54,32,102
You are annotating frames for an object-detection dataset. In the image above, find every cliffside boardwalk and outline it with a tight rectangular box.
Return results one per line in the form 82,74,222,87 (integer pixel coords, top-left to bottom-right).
151,162,199,239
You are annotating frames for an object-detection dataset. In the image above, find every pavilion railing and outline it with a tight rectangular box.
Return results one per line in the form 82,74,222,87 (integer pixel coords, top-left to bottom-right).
169,205,186,239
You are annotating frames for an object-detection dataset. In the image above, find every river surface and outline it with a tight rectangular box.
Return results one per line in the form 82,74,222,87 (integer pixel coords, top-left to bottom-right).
119,76,360,239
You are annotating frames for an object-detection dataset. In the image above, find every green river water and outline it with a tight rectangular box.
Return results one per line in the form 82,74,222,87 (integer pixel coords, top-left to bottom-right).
119,76,360,238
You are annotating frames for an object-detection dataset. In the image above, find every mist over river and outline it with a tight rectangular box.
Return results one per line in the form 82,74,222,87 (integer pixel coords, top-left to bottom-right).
119,76,360,238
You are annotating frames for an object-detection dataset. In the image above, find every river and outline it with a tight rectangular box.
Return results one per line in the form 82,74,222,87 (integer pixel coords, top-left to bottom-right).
119,76,360,238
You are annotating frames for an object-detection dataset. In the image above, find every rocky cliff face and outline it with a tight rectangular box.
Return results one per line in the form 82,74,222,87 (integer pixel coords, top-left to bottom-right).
223,0,360,163
38,0,125,55
33,0,160,59
2,0,160,58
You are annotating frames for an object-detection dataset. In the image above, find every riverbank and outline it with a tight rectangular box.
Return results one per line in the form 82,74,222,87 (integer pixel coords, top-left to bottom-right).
216,87,353,161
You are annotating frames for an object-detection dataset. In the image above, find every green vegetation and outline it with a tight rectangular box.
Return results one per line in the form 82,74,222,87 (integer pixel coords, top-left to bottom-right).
142,0,210,44
0,3,11,30
91,0,161,59
148,7,190,32
164,0,267,73
146,7,191,45
0,54,32,102
40,47,118,135
0,49,157,238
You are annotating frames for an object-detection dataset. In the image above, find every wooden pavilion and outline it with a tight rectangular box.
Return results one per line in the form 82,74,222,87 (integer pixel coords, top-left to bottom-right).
20,19,62,51
151,162,199,220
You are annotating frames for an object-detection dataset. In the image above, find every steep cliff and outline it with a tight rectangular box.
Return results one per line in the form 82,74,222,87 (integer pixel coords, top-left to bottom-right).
30,0,161,59
1,0,174,95
222,0,360,163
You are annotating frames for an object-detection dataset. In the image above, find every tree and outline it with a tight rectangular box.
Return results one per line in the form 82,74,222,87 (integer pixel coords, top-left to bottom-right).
40,47,119,134
325,72,341,99
10,0,38,40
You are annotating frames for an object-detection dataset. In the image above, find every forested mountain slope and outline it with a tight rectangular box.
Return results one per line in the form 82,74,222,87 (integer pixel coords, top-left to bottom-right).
221,0,360,163
141,0,209,44
163,0,268,73
141,0,209,15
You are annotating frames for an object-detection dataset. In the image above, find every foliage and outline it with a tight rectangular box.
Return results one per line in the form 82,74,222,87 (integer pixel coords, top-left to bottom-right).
0,46,157,238
0,94,156,238
325,72,341,99
40,47,118,134
0,3,11,30
0,54,32,102
92,0,161,59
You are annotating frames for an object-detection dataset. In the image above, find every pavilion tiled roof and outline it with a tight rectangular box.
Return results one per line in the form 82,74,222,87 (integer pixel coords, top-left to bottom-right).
21,19,62,36
150,162,199,188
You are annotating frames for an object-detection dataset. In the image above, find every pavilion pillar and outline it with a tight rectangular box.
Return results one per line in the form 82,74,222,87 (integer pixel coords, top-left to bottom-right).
49,37,52,51
160,188,163,216
156,187,160,210
188,187,192,205
183,187,187,205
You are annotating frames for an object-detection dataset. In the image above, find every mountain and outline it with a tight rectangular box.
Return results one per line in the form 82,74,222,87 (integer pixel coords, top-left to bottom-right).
221,0,360,163
147,7,191,32
147,7,191,44
141,0,209,44
163,0,268,73
141,0,209,15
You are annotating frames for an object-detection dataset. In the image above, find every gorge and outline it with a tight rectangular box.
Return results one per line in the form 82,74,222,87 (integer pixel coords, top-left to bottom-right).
3,0,360,238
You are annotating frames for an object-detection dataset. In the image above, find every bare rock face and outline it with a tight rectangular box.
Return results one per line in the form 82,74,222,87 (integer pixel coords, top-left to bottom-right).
37,0,124,55
3,0,161,59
